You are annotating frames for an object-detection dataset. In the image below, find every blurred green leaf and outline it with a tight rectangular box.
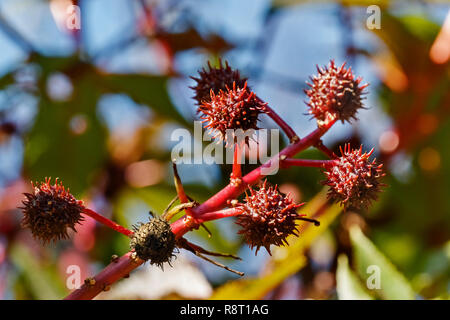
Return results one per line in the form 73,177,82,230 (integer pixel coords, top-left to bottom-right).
24,77,107,195
370,13,439,74
101,74,189,126
155,28,232,53
349,226,416,300
0,71,15,90
10,244,66,299
336,254,374,300
211,189,342,299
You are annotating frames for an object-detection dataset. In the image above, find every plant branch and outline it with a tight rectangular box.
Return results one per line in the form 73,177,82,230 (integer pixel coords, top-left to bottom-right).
315,140,336,158
280,158,337,169
231,142,243,185
64,119,336,300
190,119,336,220
261,100,299,142
82,208,134,237
64,251,143,300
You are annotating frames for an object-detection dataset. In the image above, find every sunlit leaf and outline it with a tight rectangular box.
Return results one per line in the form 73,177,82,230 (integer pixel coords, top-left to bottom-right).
101,74,189,126
349,226,416,300
24,77,107,195
10,244,66,299
336,254,374,300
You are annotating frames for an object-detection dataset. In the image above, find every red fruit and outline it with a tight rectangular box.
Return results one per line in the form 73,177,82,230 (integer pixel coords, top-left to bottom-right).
323,144,385,210
190,59,247,105
19,178,85,243
198,82,266,143
236,180,309,255
305,60,368,126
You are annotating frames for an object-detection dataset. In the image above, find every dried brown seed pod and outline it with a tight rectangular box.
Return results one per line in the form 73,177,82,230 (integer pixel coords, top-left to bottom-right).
190,59,247,105
19,178,85,243
130,217,176,267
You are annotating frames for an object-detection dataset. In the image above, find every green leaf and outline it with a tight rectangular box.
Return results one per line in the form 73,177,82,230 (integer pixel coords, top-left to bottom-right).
349,226,416,300
24,77,107,195
10,244,66,299
370,13,439,77
336,254,375,300
101,74,189,126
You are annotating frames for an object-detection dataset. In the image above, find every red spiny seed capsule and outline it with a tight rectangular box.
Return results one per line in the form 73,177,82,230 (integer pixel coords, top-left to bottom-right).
190,59,247,105
305,60,368,126
130,217,176,267
198,82,266,143
236,180,309,255
323,144,385,210
19,178,85,243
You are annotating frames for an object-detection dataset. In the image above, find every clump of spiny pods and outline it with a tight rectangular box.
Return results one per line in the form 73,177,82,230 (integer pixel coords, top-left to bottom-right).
19,178,85,243
236,180,319,255
17,58,386,300
198,82,266,143
190,59,247,105
305,60,368,126
322,144,385,210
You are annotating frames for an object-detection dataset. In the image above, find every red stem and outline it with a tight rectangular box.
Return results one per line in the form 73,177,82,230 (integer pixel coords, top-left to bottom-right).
64,119,336,300
261,100,298,142
170,208,242,237
281,158,337,169
191,119,336,218
82,208,134,237
196,207,243,223
231,142,243,180
64,251,143,300
315,140,336,159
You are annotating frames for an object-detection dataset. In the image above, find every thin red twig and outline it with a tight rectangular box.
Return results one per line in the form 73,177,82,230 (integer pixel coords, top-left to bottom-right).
82,208,134,237
260,99,299,143
64,251,143,300
280,158,337,169
315,140,336,159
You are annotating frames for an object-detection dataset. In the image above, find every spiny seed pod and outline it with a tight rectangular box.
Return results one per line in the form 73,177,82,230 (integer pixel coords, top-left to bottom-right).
198,82,266,143
190,59,247,105
19,178,84,243
323,144,385,210
130,217,176,267
236,180,306,255
305,60,368,126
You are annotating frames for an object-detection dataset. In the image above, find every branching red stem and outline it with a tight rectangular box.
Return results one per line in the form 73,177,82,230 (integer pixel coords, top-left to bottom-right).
65,119,336,300
190,119,336,219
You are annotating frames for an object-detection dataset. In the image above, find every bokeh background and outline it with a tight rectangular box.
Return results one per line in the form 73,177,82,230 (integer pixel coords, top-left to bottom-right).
0,0,449,300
